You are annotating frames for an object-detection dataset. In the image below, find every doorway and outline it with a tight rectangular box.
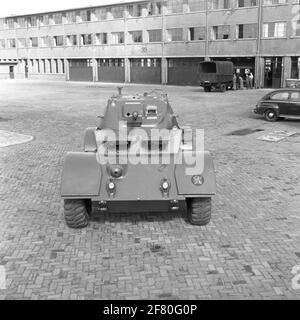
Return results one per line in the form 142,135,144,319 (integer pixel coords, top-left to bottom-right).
264,57,282,88
25,60,28,78
9,66,14,79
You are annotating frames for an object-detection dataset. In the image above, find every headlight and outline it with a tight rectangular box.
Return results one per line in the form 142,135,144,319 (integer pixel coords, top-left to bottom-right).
162,181,169,190
191,175,204,186
160,179,170,192
107,181,115,191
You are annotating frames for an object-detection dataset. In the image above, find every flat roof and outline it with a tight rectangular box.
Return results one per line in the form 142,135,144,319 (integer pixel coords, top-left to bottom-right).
0,0,146,19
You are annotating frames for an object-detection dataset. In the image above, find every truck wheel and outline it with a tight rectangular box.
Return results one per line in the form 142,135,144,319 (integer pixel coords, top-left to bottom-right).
264,109,278,122
220,84,226,92
187,198,211,226
64,199,89,228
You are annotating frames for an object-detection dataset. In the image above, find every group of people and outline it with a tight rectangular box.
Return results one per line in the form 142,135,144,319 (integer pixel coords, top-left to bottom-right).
233,70,254,90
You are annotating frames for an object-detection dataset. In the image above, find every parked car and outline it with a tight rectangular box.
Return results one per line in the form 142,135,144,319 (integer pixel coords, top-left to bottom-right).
254,88,300,121
198,61,234,92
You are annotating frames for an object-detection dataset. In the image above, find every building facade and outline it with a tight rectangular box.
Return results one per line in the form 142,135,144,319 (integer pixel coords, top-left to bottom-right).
0,0,300,87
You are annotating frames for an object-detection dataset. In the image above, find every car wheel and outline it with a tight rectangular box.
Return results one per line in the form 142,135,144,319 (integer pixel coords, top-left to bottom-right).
264,109,278,122
187,198,211,226
204,86,211,92
64,199,90,228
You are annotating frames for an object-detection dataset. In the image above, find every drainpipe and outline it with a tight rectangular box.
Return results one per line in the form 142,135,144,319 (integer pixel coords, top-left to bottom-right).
256,0,263,88
205,0,209,61
161,3,167,84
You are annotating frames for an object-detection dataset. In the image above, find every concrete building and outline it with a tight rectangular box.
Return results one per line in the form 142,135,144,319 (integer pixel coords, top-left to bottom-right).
0,0,300,87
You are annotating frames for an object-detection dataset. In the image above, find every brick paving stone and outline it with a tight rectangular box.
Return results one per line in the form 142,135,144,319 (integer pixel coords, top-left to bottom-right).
0,80,300,299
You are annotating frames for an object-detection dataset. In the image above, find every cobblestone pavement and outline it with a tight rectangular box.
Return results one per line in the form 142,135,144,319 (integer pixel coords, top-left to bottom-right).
0,80,300,300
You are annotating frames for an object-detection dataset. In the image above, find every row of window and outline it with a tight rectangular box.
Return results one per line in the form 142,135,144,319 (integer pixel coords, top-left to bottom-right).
18,58,65,74
0,0,289,30
1,21,298,49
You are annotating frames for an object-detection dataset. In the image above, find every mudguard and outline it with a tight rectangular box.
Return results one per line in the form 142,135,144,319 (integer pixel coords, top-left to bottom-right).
175,151,216,196
61,152,101,197
259,103,279,116
84,127,97,152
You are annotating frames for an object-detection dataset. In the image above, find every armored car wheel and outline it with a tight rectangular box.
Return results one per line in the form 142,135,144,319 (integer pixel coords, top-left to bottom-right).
64,199,90,228
187,198,211,226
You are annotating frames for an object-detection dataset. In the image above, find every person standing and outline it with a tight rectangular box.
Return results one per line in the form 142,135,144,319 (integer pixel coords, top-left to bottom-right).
239,75,244,89
233,73,237,90
249,72,254,89
245,73,250,89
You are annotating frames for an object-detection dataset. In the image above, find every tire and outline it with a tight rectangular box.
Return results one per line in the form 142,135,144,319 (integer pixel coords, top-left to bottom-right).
187,198,212,226
64,199,90,228
264,109,278,122
204,86,211,92
220,83,226,92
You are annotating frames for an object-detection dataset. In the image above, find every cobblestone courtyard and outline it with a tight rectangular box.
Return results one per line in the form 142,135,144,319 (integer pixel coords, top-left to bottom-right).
0,80,300,300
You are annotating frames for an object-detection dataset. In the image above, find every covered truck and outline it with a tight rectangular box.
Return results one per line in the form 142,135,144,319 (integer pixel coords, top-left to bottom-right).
198,61,234,92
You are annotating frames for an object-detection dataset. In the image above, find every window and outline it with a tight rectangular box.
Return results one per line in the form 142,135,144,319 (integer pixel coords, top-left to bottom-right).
291,57,300,79
66,11,76,23
39,15,49,26
270,92,289,100
29,37,38,47
61,59,65,73
263,0,287,5
210,0,230,9
0,40,5,49
27,16,37,27
40,36,49,47
18,38,26,48
80,10,93,22
111,6,124,19
237,0,257,7
0,19,5,30
9,39,16,48
188,27,206,40
17,17,26,28
292,20,300,37
211,25,230,39
49,59,52,73
95,8,107,20
263,22,286,38
147,2,162,15
290,92,300,101
127,4,143,17
236,23,257,39
167,0,183,13
42,59,46,73
131,58,161,68
66,35,77,46
148,29,162,42
37,59,40,73
111,32,124,44
188,0,206,11
80,34,93,45
54,59,59,73
53,13,62,24
167,28,183,41
98,58,124,67
129,30,143,43
95,33,107,45
53,35,64,47
69,59,92,67
6,18,15,29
